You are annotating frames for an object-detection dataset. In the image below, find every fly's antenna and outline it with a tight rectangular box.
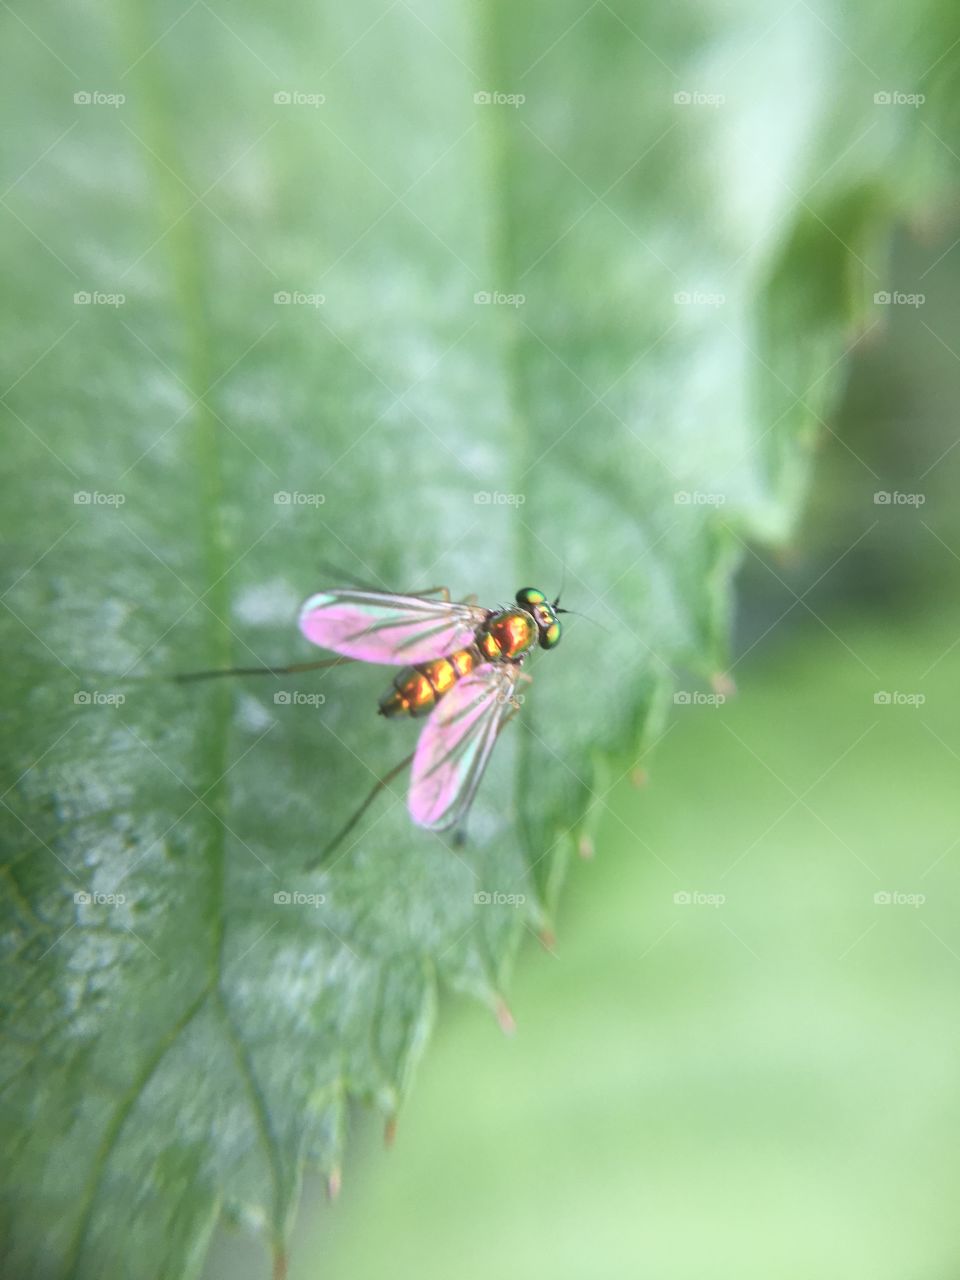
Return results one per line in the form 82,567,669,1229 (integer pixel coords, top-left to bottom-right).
550,556,610,632
554,606,611,636
552,558,568,610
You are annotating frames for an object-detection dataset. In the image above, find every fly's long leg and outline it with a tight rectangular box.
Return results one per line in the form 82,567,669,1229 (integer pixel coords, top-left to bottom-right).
313,559,452,602
173,587,455,683
315,559,385,592
306,750,415,870
404,585,450,601
171,656,354,684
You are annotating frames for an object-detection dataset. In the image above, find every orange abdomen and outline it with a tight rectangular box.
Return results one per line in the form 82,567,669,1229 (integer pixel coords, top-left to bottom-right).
379,647,478,718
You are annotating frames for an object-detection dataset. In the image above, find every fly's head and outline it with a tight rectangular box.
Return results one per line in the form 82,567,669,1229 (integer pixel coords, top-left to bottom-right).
515,586,563,650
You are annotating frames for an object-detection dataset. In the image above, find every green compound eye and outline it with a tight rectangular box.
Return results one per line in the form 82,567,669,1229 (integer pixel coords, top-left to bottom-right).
540,620,562,649
516,586,546,606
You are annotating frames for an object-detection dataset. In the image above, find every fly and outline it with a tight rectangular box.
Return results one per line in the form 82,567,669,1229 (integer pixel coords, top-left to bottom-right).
176,585,566,862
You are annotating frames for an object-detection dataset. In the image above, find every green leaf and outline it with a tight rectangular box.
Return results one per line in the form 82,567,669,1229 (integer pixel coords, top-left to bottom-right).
0,1,953,1276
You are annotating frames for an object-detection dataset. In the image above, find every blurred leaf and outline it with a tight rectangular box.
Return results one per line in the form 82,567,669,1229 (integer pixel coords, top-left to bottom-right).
0,1,953,1277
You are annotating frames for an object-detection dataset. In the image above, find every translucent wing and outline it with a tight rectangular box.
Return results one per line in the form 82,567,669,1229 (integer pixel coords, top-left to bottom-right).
299,589,488,665
409,663,520,830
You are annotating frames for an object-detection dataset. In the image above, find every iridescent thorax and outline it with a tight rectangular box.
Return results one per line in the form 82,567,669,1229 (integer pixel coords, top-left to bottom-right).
478,609,537,662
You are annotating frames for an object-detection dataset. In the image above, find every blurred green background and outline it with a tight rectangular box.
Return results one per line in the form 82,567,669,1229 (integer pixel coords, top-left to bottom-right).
205,234,960,1278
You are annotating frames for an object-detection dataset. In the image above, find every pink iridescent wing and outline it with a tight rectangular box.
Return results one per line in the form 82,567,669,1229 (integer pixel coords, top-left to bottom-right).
299,589,488,665
408,663,520,830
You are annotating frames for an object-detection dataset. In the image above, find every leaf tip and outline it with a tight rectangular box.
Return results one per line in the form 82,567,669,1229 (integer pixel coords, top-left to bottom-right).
384,1114,398,1148
494,997,516,1036
272,1246,289,1280
711,671,737,698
